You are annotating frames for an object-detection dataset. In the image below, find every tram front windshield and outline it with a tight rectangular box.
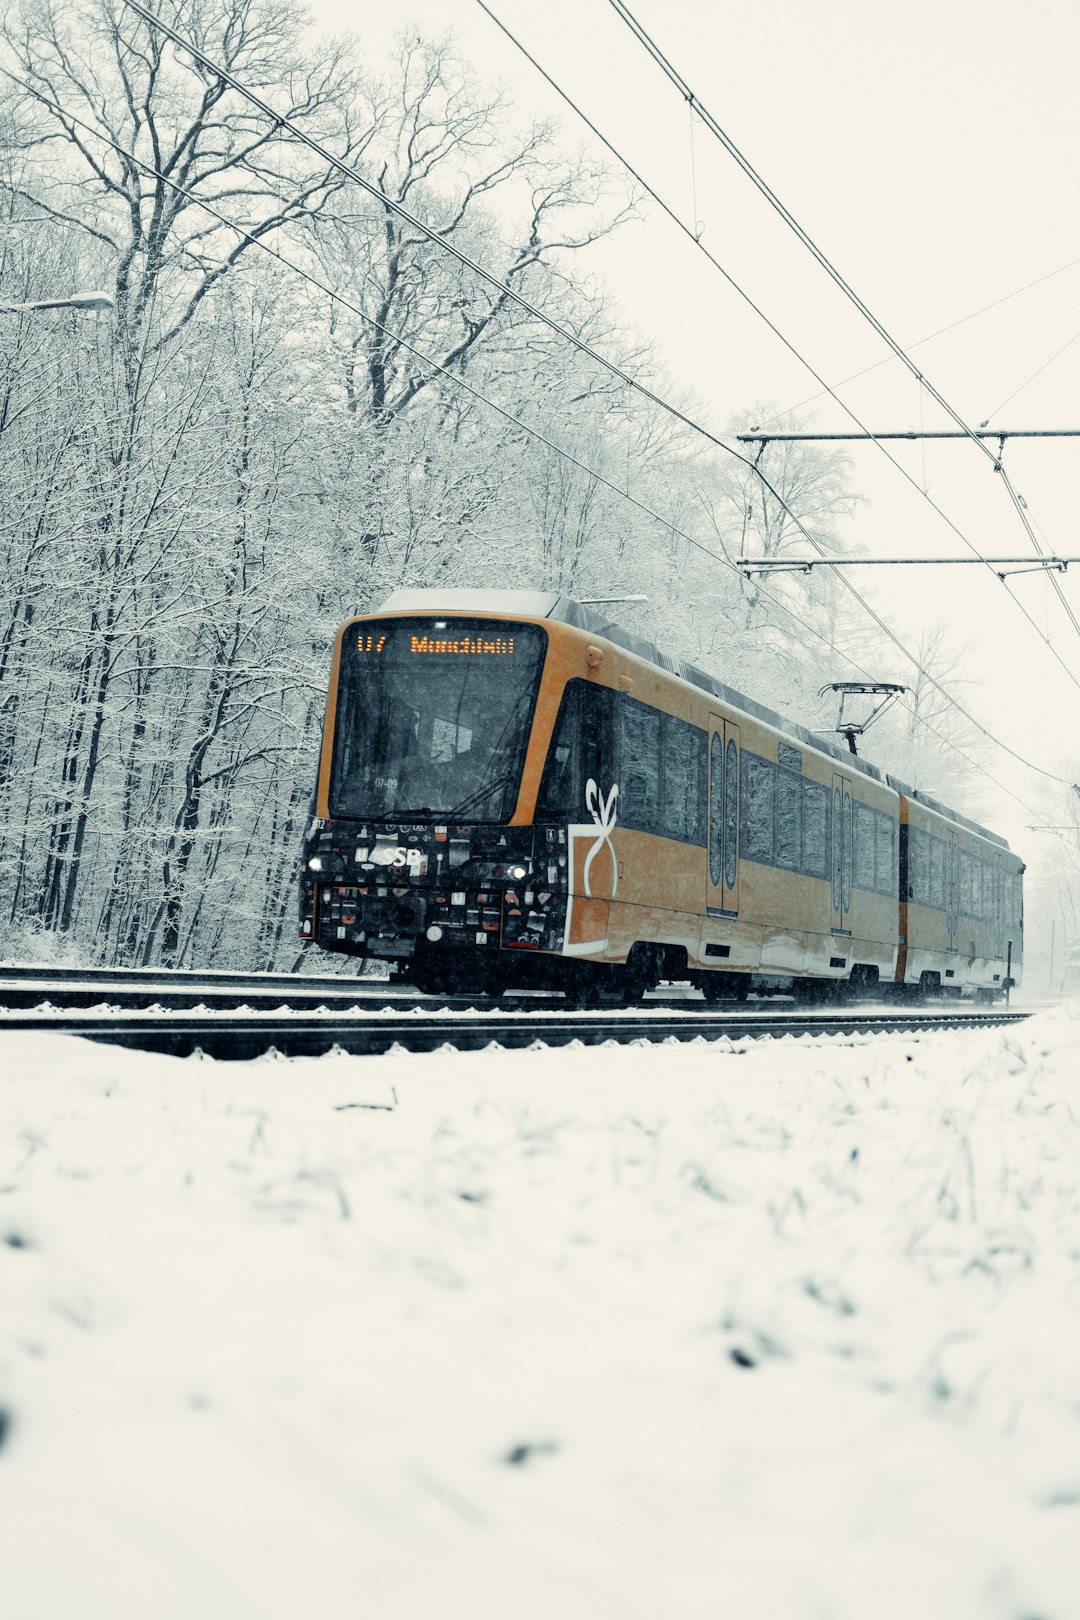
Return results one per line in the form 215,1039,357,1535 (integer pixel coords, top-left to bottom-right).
330,617,546,822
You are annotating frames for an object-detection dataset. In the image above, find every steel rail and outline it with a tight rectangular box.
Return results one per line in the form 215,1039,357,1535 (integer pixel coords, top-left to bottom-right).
0,965,704,1014
0,963,391,988
0,1007,1030,1061
0,964,417,1011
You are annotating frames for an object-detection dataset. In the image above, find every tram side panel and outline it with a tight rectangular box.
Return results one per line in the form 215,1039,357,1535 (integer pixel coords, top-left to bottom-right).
543,647,902,987
535,669,707,969
703,717,900,986
899,795,1024,992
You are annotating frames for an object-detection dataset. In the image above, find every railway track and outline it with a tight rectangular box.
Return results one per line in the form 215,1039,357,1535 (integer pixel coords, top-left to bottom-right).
0,966,1030,1059
0,962,850,1016
0,963,424,1011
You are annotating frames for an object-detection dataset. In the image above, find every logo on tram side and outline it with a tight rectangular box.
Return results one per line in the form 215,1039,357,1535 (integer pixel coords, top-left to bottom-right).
563,777,620,957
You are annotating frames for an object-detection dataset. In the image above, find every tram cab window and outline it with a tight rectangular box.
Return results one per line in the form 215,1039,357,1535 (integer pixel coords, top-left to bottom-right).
330,617,545,822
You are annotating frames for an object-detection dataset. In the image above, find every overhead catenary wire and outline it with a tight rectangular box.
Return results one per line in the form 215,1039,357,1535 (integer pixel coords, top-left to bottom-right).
982,326,1080,424
604,0,1013,468
124,0,1061,701
110,0,1080,716
109,0,1080,693
475,0,1080,696
5,60,1074,821
605,0,1080,651
774,252,1080,423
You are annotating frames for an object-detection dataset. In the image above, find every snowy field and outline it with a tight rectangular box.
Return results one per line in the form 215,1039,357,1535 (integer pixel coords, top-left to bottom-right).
2,1013,1079,1620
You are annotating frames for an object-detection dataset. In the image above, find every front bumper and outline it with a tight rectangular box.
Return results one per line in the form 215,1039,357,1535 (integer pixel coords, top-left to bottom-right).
299,819,569,958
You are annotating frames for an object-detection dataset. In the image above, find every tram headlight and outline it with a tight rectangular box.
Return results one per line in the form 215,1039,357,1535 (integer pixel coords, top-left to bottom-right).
308,850,345,877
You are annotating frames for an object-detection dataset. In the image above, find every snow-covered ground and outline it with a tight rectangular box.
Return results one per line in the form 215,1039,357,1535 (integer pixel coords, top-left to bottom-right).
2,1013,1079,1620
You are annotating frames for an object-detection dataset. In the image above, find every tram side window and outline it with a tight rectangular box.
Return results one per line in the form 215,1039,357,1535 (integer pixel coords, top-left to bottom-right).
737,756,830,877
910,828,928,904
617,700,661,831
959,851,972,916
742,753,775,863
905,826,916,901
663,715,706,844
928,835,946,910
854,802,876,891
535,679,612,820
802,779,828,878
875,814,895,896
1006,871,1023,931
776,768,801,869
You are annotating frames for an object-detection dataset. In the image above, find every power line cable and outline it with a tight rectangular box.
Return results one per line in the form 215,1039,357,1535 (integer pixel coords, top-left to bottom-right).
476,0,1080,690
5,60,1074,816
605,0,1001,466
113,0,1080,680
983,326,1080,423
774,252,1080,423
88,21,1080,793
606,0,1080,652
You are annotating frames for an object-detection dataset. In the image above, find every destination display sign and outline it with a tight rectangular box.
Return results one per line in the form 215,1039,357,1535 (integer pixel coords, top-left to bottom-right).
356,628,518,656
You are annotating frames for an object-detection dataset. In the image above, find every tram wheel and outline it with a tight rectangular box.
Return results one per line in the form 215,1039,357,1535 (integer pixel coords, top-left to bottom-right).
622,943,663,1004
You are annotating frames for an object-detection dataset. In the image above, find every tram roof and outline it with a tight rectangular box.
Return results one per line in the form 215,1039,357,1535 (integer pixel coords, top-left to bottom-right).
376,589,1007,849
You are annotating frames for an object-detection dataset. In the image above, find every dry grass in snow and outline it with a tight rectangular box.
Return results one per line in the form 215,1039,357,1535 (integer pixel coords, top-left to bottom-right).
2,1010,1080,1619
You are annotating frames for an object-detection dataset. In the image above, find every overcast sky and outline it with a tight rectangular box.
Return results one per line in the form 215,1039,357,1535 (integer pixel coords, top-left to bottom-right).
309,0,1080,853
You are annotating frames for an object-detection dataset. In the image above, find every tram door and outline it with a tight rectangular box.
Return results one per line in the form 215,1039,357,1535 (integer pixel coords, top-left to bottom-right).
831,772,853,934
706,717,740,916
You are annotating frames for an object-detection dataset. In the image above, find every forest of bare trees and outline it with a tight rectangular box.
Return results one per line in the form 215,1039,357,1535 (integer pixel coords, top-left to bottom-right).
0,0,980,968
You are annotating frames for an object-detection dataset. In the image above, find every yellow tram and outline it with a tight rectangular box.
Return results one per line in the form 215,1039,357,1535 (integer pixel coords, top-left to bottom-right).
299,591,1023,1001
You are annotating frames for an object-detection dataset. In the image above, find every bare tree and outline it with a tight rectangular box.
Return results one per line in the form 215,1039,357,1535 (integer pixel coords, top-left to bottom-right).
312,34,634,430
3,0,372,358
0,0,372,954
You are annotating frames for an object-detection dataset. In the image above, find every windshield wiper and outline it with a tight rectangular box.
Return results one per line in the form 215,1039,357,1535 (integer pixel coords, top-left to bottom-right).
446,770,515,821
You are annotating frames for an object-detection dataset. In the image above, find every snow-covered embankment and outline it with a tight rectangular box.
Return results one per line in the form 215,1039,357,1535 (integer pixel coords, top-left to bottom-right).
2,1012,1079,1619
